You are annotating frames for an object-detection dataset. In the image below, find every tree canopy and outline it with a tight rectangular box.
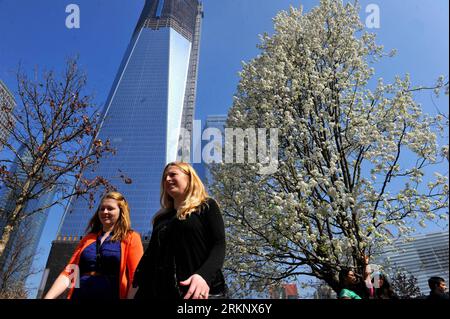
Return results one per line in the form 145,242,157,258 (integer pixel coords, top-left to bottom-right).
210,0,449,296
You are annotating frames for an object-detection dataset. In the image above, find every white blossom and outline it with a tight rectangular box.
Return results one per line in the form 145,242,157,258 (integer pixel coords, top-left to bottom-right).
209,0,449,298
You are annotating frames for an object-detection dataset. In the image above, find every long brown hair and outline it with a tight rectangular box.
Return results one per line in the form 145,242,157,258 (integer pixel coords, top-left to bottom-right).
85,191,132,241
154,162,208,223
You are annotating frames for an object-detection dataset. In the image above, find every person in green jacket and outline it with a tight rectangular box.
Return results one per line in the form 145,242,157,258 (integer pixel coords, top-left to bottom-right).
338,268,362,299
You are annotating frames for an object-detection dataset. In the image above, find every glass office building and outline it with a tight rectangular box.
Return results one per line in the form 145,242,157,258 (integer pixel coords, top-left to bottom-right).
0,79,16,151
39,0,203,298
379,232,449,294
0,145,55,286
57,0,203,239
202,115,227,189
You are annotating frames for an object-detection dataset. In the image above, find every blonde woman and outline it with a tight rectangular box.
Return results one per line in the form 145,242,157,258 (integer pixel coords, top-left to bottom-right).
44,191,143,299
130,162,226,299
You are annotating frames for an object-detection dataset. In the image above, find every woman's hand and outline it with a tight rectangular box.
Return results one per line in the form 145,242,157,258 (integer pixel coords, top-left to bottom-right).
179,274,210,299
127,286,139,299
364,255,369,265
43,274,71,299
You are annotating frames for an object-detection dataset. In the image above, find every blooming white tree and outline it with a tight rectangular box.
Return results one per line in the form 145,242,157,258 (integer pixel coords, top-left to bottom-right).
210,0,449,297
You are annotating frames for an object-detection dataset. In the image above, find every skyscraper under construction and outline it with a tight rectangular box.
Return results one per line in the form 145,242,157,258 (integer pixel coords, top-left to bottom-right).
39,0,203,297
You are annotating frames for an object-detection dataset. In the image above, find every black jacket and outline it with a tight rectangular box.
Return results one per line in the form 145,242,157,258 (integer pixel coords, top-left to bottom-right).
133,198,226,299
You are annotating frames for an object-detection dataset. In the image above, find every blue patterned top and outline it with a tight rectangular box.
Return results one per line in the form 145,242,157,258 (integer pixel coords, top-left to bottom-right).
71,232,121,299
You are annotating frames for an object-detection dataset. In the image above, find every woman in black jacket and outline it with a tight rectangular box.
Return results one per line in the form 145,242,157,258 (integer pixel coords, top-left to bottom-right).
129,161,226,299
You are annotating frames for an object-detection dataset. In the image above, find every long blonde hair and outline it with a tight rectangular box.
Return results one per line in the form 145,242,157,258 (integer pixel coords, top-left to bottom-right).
157,162,209,222
86,191,132,241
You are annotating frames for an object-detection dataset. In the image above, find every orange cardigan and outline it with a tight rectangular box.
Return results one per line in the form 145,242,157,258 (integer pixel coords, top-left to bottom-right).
61,231,143,299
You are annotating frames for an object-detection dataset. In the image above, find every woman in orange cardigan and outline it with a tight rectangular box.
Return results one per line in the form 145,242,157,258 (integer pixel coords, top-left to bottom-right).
44,191,143,299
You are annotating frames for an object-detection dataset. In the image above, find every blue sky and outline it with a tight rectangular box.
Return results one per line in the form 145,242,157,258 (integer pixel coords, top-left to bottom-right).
0,0,448,298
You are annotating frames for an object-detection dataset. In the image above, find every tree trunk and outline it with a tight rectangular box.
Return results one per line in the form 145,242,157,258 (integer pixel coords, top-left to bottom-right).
322,273,341,295
0,175,33,261
0,197,27,271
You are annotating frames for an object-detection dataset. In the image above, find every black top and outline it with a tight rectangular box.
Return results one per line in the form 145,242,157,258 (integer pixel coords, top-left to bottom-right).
133,198,226,299
354,281,372,299
427,292,449,300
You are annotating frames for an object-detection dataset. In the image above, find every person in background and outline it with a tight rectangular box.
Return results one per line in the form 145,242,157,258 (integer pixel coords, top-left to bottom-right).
427,276,449,300
372,272,398,299
339,256,374,299
44,191,143,299
339,268,362,299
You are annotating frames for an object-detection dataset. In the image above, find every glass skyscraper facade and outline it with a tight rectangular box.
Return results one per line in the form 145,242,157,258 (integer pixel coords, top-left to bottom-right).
379,232,449,294
0,145,56,287
0,79,16,151
57,0,203,239
40,0,203,297
202,115,227,190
